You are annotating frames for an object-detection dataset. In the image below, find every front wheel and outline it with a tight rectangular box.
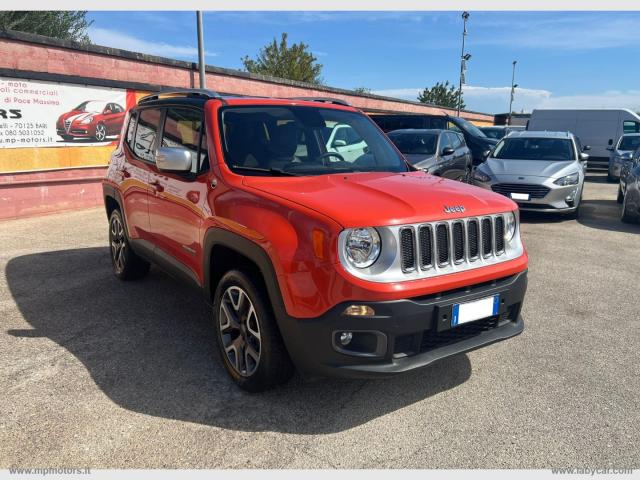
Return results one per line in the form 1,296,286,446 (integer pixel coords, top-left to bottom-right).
213,270,294,392
621,192,638,224
94,122,107,142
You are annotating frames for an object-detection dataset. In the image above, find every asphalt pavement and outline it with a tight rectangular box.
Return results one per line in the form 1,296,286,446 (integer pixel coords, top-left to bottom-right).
1,172,638,468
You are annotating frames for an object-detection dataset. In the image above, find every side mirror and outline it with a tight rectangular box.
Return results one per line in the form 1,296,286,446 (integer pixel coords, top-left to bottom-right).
441,147,455,156
582,145,591,151
333,139,347,147
579,152,589,161
155,147,192,173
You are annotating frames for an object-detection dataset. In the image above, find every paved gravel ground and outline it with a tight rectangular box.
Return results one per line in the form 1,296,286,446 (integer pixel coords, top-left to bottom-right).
1,172,639,469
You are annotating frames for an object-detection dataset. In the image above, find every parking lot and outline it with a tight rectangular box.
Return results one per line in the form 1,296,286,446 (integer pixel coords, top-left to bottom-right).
0,172,638,469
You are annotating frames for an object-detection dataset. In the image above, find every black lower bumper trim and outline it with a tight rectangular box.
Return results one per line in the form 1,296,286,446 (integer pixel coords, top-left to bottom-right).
277,270,527,379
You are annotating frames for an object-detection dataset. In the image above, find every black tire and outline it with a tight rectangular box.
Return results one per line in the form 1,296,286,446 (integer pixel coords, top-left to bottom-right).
617,185,624,204
213,269,294,392
108,209,150,280
621,193,637,224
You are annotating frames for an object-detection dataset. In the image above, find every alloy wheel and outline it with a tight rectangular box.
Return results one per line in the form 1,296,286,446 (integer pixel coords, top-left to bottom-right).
219,286,261,377
110,215,126,274
95,124,106,141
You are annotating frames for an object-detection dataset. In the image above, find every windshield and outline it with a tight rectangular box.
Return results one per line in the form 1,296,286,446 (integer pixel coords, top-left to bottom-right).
73,101,107,113
388,131,438,155
449,116,487,138
480,128,506,140
493,137,575,161
220,106,409,176
618,136,640,151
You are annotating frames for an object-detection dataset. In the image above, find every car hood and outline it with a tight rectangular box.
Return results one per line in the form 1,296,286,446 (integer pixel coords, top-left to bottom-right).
242,171,516,228
403,154,437,170
483,158,576,179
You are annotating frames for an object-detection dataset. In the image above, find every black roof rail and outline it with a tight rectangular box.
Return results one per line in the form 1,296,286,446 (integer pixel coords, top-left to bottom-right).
138,89,222,104
289,96,351,107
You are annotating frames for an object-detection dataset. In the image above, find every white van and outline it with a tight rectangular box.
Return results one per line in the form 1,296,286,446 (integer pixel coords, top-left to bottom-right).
527,109,640,169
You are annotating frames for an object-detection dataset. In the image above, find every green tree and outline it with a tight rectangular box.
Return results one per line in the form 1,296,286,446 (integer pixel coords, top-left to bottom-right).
417,81,465,110
353,87,372,95
242,33,323,85
0,11,93,44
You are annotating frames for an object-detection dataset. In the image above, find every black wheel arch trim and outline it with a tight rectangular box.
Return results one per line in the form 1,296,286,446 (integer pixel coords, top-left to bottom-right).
202,227,285,313
102,184,131,238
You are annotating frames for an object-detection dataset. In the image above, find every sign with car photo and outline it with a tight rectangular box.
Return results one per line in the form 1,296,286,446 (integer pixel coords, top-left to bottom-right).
0,77,134,149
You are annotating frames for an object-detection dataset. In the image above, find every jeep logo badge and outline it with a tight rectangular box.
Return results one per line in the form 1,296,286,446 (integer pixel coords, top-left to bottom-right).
444,205,465,213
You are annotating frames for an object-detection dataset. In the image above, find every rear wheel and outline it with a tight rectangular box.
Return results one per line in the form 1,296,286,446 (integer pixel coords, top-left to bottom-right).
213,270,294,392
108,209,150,280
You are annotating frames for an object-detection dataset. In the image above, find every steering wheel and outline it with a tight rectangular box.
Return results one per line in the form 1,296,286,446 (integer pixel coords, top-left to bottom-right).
316,151,346,165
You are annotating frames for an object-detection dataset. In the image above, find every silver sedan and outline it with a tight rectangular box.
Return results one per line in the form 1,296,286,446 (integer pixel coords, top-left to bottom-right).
472,131,588,218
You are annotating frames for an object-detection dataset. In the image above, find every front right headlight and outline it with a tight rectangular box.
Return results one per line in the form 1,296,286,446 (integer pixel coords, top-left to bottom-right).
473,169,491,182
345,227,381,268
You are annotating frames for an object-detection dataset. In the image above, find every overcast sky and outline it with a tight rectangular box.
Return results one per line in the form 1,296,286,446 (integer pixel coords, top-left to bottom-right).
87,11,640,114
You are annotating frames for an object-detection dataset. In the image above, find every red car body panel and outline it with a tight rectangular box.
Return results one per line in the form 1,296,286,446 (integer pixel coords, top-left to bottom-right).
105,97,528,319
56,103,125,140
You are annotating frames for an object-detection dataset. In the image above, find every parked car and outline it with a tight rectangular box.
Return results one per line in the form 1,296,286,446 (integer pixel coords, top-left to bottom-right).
608,133,640,182
472,131,588,218
480,125,525,140
103,90,528,392
387,129,472,182
370,113,498,165
527,109,640,170
56,100,126,142
618,148,640,223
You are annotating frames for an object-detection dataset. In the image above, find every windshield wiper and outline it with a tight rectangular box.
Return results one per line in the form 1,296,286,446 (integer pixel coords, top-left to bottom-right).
230,165,299,176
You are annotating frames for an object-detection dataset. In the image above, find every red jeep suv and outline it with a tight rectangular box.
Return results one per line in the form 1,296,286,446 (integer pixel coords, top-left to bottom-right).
102,90,528,392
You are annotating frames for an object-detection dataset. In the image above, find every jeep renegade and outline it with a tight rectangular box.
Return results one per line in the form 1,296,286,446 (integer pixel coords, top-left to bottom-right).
103,90,528,392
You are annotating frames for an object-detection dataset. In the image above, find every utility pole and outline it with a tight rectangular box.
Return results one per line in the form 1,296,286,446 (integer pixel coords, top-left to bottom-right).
507,60,518,126
196,11,206,89
457,11,470,117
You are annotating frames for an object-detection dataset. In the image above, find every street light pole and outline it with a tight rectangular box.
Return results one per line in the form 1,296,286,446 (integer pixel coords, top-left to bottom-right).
457,11,470,117
196,11,206,89
507,60,518,126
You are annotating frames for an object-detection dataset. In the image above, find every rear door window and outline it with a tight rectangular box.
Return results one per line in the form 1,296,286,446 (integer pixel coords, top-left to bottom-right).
125,111,138,151
133,108,162,162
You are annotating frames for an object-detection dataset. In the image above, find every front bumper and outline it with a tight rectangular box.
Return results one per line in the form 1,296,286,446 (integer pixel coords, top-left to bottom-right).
474,178,582,213
278,270,527,379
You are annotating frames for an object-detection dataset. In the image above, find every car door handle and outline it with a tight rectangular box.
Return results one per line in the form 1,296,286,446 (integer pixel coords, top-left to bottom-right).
149,180,164,193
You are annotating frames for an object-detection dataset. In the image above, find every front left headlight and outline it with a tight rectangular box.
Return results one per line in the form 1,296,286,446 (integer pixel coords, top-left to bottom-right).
504,211,517,242
554,172,579,186
345,227,381,268
80,115,94,124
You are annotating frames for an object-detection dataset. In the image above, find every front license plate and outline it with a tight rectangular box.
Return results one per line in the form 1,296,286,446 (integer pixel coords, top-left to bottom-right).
510,192,530,201
452,294,500,326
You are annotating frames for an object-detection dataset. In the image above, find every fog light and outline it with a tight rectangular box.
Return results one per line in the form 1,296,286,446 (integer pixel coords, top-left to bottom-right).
343,305,375,316
339,332,353,346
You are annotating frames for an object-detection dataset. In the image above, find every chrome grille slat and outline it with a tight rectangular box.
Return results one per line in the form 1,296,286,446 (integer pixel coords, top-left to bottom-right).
396,213,514,280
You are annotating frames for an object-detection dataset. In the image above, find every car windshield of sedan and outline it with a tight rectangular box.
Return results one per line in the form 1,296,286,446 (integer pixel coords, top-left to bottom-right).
220,106,409,176
74,101,108,113
388,132,438,155
481,128,506,140
493,138,575,161
618,136,640,151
